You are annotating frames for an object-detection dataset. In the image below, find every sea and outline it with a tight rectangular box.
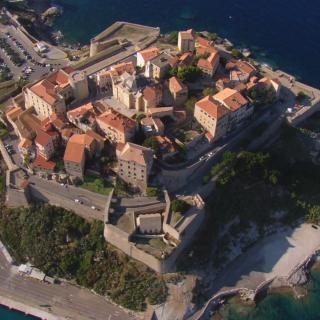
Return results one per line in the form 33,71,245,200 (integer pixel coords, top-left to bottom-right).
53,0,320,88
0,306,38,319
2,0,320,318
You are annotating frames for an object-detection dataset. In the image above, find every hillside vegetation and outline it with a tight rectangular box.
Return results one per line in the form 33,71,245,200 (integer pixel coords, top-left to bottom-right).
0,204,167,311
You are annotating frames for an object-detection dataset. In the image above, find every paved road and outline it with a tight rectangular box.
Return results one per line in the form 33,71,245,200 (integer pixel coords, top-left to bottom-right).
28,175,108,221
0,252,135,320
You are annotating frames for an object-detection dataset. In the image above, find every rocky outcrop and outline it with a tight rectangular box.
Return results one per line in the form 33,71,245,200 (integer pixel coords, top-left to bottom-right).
41,6,63,26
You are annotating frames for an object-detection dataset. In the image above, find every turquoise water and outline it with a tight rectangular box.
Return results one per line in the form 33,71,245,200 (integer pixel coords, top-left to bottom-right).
0,306,37,319
53,0,320,88
217,269,320,320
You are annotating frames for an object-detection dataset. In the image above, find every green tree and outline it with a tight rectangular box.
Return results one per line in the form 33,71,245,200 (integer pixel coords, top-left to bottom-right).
308,205,320,224
143,136,160,155
146,187,160,197
296,91,307,102
231,48,242,59
171,199,189,213
185,97,197,115
170,66,201,82
202,87,217,97
207,32,218,41
167,31,178,44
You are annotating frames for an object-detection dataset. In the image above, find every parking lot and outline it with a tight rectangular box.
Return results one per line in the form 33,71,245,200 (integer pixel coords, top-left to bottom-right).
0,25,68,83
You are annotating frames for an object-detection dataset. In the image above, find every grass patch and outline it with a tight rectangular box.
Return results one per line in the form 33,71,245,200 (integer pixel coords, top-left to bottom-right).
79,176,112,195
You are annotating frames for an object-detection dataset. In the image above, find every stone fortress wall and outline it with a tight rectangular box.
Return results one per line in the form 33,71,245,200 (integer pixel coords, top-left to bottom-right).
104,190,205,273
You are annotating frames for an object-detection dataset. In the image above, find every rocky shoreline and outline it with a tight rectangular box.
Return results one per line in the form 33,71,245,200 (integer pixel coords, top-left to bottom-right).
193,223,320,320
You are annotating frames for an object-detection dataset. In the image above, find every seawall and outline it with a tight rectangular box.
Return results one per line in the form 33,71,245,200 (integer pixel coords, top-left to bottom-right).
0,295,61,320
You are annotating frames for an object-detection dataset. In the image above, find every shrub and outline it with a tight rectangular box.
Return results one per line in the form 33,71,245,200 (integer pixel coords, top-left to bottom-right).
146,187,160,197
171,199,189,213
231,48,242,59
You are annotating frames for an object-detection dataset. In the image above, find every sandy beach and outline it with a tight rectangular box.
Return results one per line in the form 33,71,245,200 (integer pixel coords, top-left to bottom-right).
208,223,320,295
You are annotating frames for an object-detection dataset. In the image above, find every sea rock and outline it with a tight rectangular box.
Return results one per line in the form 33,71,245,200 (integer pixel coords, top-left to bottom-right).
288,268,309,286
41,6,63,25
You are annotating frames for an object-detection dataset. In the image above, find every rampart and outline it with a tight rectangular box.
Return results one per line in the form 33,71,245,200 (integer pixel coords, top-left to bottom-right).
104,191,205,273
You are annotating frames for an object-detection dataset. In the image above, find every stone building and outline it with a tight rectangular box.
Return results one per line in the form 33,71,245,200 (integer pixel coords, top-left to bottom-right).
168,76,188,106
118,142,154,191
24,67,89,118
178,29,196,53
67,102,97,132
112,72,149,111
194,95,230,141
137,213,162,234
96,109,136,144
63,134,96,180
197,51,220,78
137,47,160,68
145,52,176,80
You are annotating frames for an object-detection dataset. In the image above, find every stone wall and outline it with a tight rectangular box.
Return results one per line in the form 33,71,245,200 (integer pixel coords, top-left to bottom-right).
104,190,206,273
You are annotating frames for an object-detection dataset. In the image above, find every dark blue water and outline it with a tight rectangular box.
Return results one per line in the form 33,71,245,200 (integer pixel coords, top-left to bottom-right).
54,0,320,88
0,306,36,319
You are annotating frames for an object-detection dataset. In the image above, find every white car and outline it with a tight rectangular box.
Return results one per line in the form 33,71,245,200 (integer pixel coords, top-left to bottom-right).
91,206,96,210
74,199,80,203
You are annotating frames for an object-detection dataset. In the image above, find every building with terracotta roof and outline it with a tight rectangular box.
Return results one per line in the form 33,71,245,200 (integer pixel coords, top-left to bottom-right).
137,47,160,68
11,107,44,140
147,106,174,118
141,117,164,136
35,128,59,160
67,102,97,132
48,113,68,131
194,95,230,141
6,106,23,135
213,88,253,126
178,29,196,53
226,60,257,85
24,68,89,118
96,62,136,91
118,142,154,191
196,46,217,57
154,135,178,160
96,108,136,144
257,77,282,98
63,133,97,179
168,76,188,106
195,36,213,48
197,51,220,77
178,52,194,67
145,52,176,80
143,84,163,110
32,154,56,173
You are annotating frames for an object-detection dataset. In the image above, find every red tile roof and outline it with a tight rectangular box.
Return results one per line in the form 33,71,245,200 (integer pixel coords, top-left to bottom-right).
33,154,56,170
138,47,160,62
143,85,162,102
196,36,213,48
169,76,187,93
196,95,230,119
97,109,136,134
213,88,248,111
